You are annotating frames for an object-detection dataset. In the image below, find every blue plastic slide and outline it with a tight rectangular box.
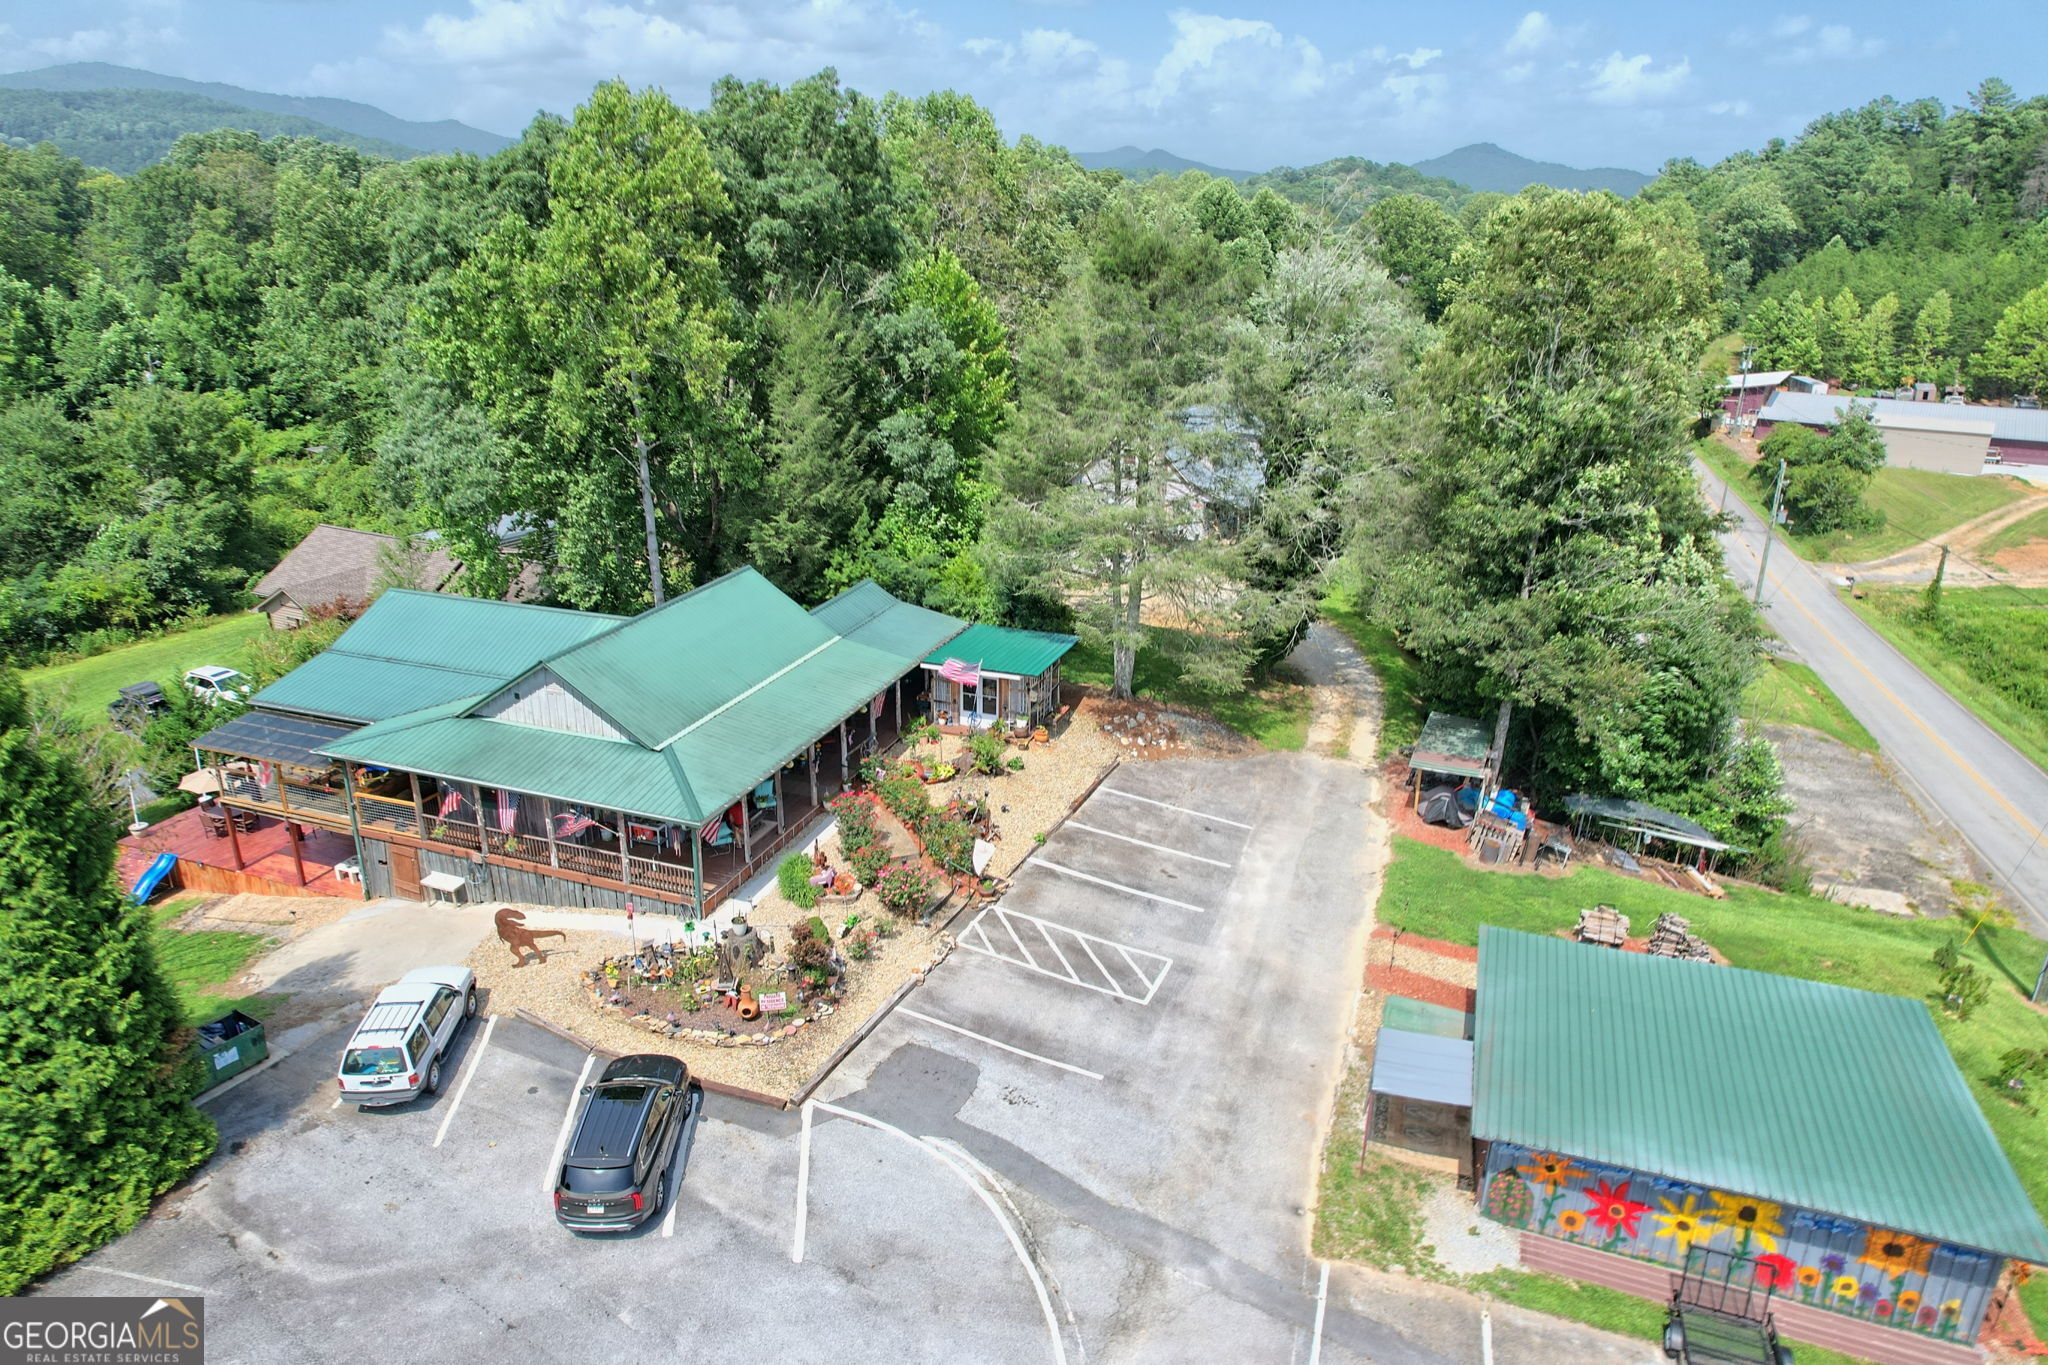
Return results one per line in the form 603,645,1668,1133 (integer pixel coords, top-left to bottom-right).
130,852,177,903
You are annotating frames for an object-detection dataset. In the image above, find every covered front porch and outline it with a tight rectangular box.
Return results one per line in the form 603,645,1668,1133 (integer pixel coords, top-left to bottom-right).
196,670,923,914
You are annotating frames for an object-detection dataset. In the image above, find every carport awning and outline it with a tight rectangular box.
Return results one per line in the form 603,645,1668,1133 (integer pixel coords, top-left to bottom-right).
196,710,359,768
1371,1029,1473,1107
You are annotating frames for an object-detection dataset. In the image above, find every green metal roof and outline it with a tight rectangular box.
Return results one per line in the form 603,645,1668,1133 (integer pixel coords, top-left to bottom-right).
922,622,1078,678
811,580,966,660
1412,711,1493,777
252,590,625,723
1473,926,2048,1261
318,570,937,825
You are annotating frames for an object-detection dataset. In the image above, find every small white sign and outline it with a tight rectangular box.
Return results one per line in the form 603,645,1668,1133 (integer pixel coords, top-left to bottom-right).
758,992,787,1013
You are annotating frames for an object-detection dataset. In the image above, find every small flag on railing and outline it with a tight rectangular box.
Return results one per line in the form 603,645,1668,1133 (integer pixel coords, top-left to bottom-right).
938,657,982,687
553,808,598,838
437,785,466,818
495,788,519,833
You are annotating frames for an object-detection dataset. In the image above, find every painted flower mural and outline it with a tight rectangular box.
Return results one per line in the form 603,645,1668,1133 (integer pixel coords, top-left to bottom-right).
1651,1195,1714,1252
1857,1227,1936,1279
1483,1173,1532,1227
1557,1209,1588,1236
1754,1253,1798,1291
1582,1180,1652,1243
1516,1152,1587,1190
1832,1276,1860,1299
1705,1191,1787,1253
1796,1266,1823,1290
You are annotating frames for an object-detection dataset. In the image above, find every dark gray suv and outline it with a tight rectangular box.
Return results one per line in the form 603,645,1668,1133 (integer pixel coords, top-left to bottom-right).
552,1054,695,1232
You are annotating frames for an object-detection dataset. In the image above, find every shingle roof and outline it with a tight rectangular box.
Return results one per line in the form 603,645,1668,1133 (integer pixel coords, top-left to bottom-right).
922,623,1078,678
1472,926,2048,1262
253,525,457,613
1760,391,2048,444
252,590,626,722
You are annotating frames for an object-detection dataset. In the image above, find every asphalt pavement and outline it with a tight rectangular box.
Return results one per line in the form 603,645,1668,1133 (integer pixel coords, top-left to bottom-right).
1696,456,2048,935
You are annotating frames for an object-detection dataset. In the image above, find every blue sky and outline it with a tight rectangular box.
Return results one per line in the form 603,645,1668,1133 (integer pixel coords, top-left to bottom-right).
3,0,2042,172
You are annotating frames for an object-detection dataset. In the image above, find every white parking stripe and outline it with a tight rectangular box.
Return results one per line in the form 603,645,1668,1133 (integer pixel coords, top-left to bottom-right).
792,1099,813,1263
433,1014,496,1148
1032,858,1209,913
540,1051,598,1195
897,1007,1105,1079
1309,1262,1330,1365
959,908,1174,1004
1064,820,1233,868
1097,786,1252,829
78,1265,210,1296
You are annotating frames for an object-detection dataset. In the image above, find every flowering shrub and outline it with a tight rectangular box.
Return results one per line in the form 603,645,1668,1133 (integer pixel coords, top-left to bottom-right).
966,728,1007,775
847,842,890,887
828,792,877,850
924,818,973,874
875,861,934,917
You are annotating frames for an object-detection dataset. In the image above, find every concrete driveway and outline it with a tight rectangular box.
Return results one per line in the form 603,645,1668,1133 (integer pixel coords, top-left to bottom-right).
1697,456,2048,932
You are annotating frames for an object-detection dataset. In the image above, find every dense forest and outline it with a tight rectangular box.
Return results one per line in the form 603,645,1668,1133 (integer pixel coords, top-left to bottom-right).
10,65,1946,866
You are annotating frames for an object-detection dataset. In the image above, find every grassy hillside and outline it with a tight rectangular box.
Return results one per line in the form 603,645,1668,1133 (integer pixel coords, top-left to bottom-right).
1743,655,1878,751
25,613,269,724
0,88,421,172
1848,584,2048,772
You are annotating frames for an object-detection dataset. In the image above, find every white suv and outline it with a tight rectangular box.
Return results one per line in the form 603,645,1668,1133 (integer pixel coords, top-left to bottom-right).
337,966,478,1107
184,665,252,704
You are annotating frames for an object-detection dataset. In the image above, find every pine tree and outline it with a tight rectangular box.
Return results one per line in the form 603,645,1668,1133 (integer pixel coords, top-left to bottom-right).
0,670,215,1292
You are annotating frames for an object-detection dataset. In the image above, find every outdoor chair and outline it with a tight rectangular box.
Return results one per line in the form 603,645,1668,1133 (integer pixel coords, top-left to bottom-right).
232,808,258,833
203,809,228,839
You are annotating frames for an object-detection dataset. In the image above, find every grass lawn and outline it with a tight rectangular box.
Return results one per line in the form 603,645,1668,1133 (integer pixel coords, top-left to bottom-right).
1846,584,2048,774
26,614,269,726
1318,585,1425,758
1742,656,1878,752
1979,500,2048,563
150,899,280,1031
1697,441,2034,564
1334,836,2048,1361
1064,631,1314,750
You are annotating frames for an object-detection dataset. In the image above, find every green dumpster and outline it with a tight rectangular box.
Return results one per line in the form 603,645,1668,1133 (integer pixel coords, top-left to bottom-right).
196,1010,268,1086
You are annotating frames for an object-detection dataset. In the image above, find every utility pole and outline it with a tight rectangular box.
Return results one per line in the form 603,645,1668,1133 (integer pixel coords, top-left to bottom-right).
1753,459,1787,609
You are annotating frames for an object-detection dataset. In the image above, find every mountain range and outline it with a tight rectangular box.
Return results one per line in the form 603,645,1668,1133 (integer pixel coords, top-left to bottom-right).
0,62,511,159
1072,146,1253,182
1410,142,1651,196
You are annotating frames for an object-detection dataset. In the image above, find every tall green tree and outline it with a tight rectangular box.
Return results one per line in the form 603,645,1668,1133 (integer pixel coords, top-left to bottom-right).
1911,288,1954,382
1977,281,2048,395
1382,192,1750,805
1359,194,1466,320
422,81,739,606
0,670,215,1293
992,211,1245,696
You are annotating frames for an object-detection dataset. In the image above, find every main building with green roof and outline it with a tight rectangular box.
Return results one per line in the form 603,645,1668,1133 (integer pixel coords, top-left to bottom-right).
194,568,1074,915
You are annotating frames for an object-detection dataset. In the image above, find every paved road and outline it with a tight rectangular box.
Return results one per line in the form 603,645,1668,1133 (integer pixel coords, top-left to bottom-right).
1697,458,2048,934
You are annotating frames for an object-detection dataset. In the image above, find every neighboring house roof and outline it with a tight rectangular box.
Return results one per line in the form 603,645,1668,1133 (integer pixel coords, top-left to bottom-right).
253,525,457,615
1472,926,2048,1262
922,622,1079,679
302,572,966,827
1723,370,1795,390
252,590,627,723
1760,391,2048,444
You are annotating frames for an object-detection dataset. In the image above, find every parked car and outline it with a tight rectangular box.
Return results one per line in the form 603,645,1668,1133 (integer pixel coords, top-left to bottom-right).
183,665,251,704
553,1054,695,1232
107,681,170,732
336,966,477,1107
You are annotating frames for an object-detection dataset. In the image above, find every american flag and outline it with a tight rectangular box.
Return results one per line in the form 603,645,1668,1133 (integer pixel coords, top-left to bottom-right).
495,788,519,833
437,785,466,818
554,808,599,838
938,657,981,687
870,691,885,720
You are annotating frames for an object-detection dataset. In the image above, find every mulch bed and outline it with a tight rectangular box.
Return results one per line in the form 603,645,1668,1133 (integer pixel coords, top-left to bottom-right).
1369,925,1478,963
1365,963,1475,1013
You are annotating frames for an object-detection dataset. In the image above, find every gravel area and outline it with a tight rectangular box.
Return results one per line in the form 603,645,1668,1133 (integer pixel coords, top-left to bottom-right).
465,907,952,1101
902,705,1120,879
1366,928,1480,991
1417,1184,1521,1276
169,891,359,935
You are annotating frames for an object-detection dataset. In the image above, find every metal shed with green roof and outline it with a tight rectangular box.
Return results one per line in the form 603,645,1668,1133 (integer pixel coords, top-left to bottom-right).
921,622,1078,730
1471,926,2047,1347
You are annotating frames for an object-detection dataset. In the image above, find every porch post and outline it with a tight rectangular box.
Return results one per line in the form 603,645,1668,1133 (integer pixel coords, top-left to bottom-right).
690,828,705,919
868,696,877,748
838,718,849,786
808,744,818,807
276,766,292,815
894,677,902,730
286,819,308,887
740,797,753,868
776,764,785,822
342,762,368,900
540,796,560,868
223,797,246,871
615,811,632,886
408,772,426,837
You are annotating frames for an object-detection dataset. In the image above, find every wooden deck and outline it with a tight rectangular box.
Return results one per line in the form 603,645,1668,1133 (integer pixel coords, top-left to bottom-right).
1519,1233,1987,1365
118,805,361,901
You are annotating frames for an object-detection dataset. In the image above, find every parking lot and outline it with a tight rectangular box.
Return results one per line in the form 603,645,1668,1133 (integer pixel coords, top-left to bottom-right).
36,750,1645,1363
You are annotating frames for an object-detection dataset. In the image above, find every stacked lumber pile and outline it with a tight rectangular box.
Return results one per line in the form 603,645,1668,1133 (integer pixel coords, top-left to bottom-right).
1574,905,1629,947
1646,913,1714,962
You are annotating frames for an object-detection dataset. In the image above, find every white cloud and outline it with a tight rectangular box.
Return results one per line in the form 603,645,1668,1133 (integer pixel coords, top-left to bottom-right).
1764,18,1884,64
1708,99,1751,117
1393,46,1441,70
1586,50,1689,105
21,1,181,66
1505,11,1553,55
